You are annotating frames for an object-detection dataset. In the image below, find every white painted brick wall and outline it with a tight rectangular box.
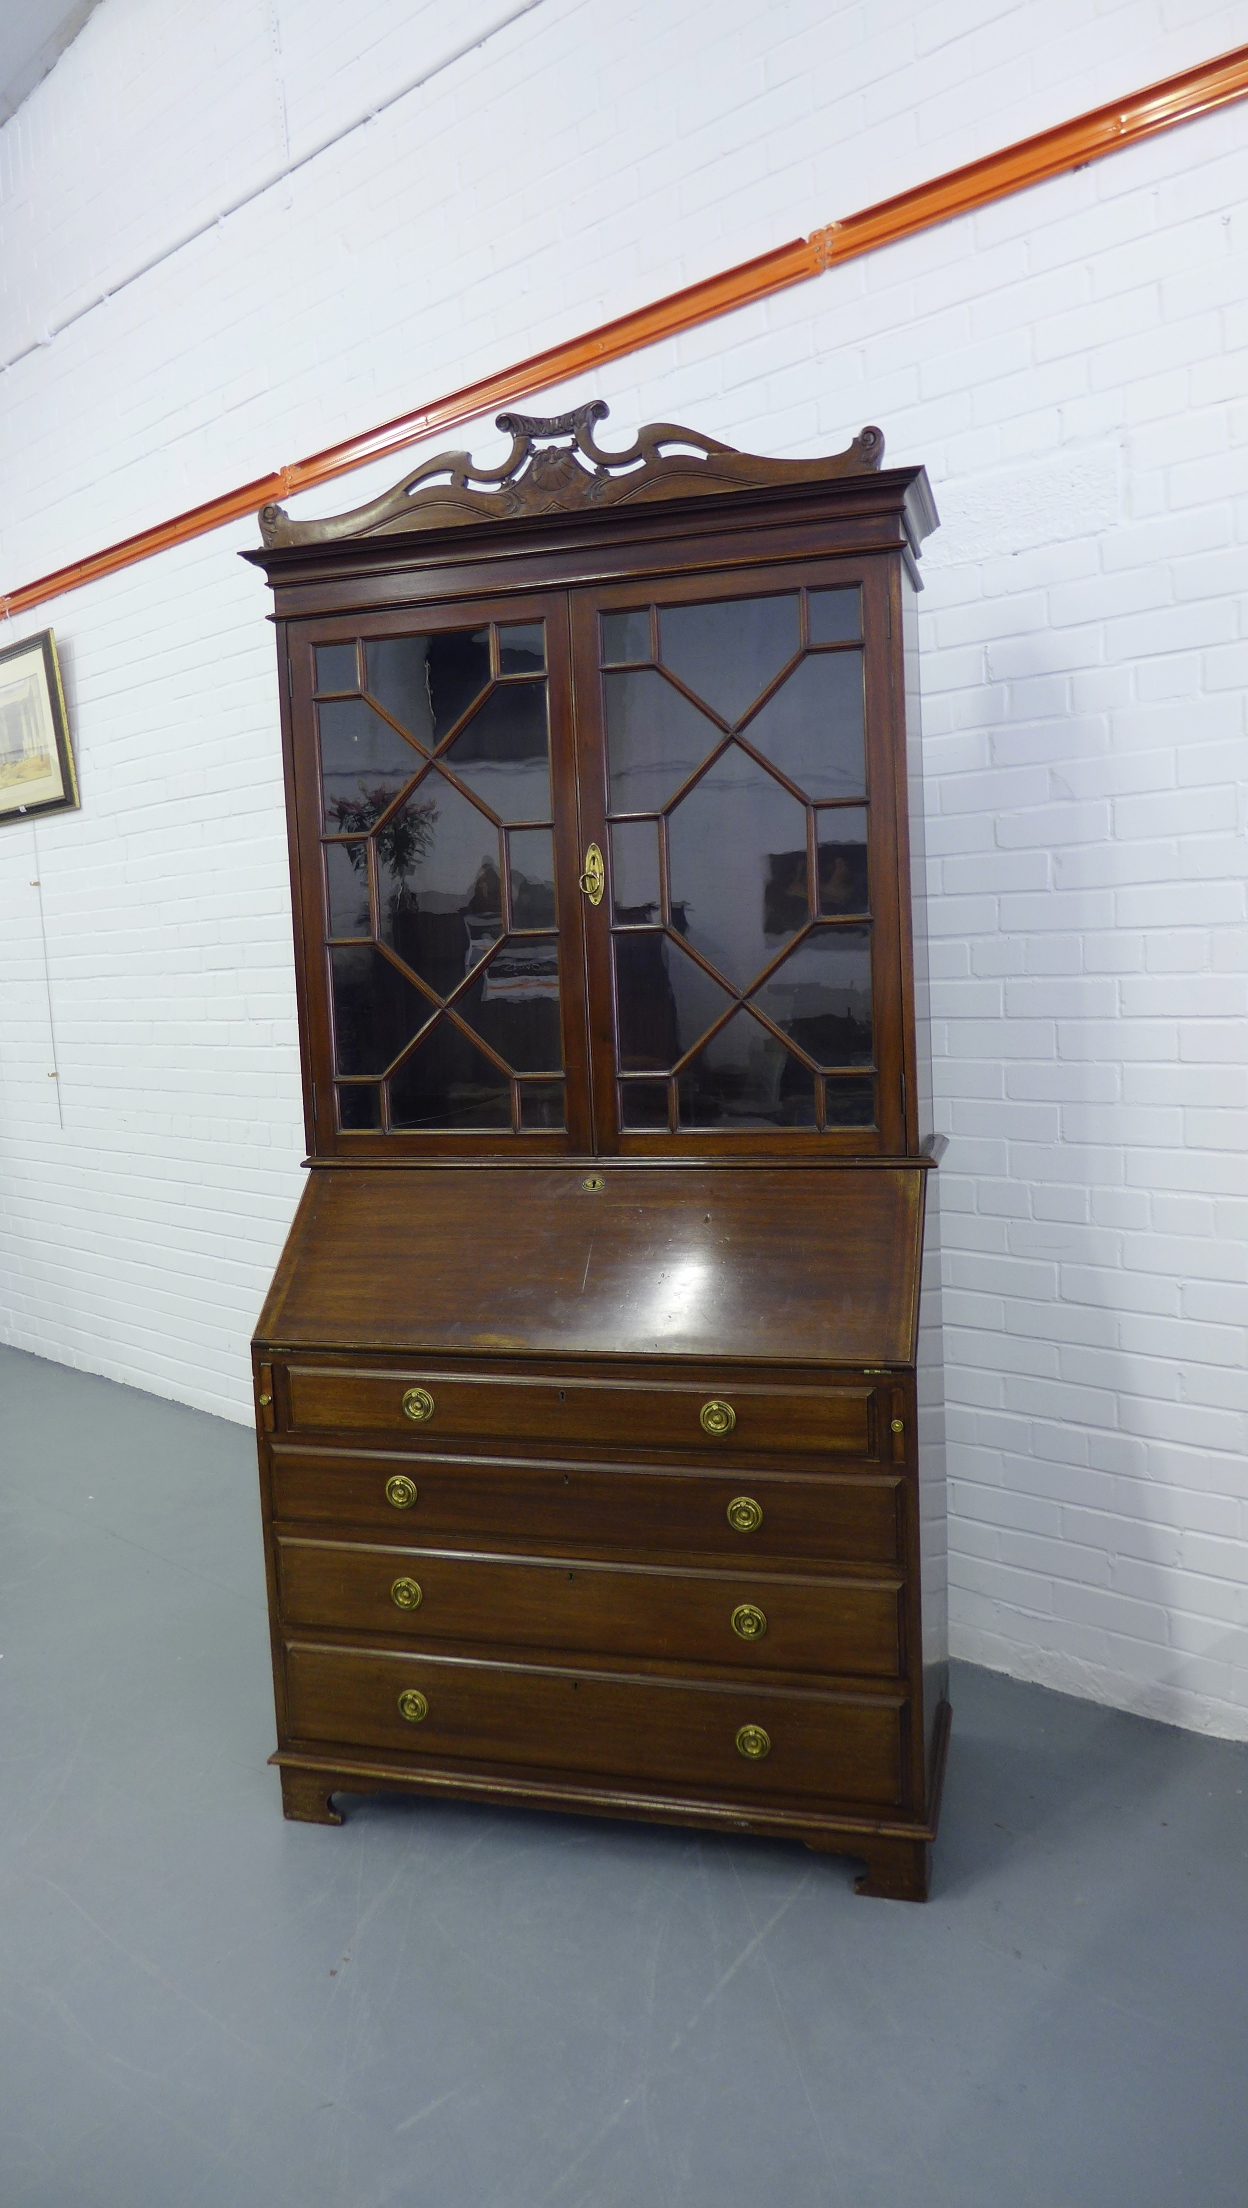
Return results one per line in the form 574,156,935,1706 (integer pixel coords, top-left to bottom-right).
1,0,1245,1738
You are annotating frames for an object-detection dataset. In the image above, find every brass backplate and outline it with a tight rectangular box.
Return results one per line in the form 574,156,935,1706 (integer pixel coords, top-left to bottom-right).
726,1495,763,1533
401,1386,435,1423
700,1398,736,1437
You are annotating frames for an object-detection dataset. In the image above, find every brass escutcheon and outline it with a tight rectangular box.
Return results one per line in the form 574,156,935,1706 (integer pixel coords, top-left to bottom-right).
731,1603,767,1641
401,1386,435,1423
390,1577,423,1611
578,843,605,905
726,1495,763,1534
385,1475,418,1510
890,1418,904,1434
581,1174,605,1192
736,1723,771,1760
700,1398,736,1437
397,1688,428,1724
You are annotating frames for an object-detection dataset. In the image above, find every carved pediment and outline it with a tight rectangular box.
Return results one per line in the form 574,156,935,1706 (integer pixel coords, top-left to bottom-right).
258,403,885,547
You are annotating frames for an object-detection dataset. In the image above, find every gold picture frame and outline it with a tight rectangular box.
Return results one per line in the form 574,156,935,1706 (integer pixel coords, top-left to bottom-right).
0,628,78,824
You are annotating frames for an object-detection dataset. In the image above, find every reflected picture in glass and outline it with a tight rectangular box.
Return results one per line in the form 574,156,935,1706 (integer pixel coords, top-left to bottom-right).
740,652,865,800
659,594,799,726
667,744,806,990
750,925,873,1067
457,935,563,1072
365,630,490,746
677,1006,816,1128
817,807,869,916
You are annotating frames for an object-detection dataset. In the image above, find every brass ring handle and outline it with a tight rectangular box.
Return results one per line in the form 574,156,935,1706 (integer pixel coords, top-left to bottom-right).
736,1724,771,1760
700,1398,736,1437
731,1603,767,1641
726,1495,762,1533
385,1475,418,1510
397,1688,428,1723
578,843,605,905
390,1577,423,1611
401,1387,435,1423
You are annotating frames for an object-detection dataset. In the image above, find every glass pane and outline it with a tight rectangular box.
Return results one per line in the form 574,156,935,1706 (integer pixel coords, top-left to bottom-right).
739,652,865,800
677,1007,816,1129
319,698,422,832
315,643,359,693
604,668,717,815
750,925,873,1067
601,609,651,665
445,683,551,823
499,624,545,673
667,744,806,990
610,818,661,922
817,807,869,916
457,936,562,1072
808,588,861,644
337,1084,381,1130
389,1022,510,1130
365,631,490,746
518,1080,565,1129
324,841,370,938
615,934,732,1072
620,1080,671,1131
507,827,556,927
377,778,502,994
824,1075,875,1128
330,946,435,1075
659,595,799,726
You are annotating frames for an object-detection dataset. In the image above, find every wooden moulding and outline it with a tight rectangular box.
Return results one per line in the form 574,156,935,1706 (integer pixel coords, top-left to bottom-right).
3,43,1246,618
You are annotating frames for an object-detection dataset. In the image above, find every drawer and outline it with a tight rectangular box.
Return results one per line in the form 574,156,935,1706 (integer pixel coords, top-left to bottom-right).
269,1448,903,1566
283,1641,906,1808
276,1537,903,1677
282,1366,875,1458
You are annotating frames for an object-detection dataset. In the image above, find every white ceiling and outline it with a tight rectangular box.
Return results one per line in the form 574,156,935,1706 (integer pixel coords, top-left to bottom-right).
0,0,103,127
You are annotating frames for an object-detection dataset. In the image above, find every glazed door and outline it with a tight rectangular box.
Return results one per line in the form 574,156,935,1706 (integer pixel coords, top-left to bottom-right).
570,562,909,1155
288,594,592,1154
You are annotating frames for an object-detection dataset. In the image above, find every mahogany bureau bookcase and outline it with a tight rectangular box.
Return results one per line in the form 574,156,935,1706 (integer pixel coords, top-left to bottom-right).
245,403,949,1901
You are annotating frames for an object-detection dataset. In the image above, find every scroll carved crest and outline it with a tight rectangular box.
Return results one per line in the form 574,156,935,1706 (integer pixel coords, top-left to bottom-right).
258,403,885,546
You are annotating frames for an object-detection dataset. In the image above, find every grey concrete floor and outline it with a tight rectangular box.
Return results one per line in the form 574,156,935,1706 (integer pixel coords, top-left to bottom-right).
0,1343,1245,2207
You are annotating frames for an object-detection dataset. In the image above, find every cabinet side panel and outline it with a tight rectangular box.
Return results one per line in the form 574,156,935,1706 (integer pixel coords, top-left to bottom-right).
918,1167,949,1772
901,569,934,1151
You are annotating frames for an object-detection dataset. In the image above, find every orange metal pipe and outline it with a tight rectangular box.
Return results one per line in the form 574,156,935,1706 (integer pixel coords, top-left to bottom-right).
4,43,1247,620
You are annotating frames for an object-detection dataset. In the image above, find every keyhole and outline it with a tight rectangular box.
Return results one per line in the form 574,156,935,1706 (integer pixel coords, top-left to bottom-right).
558,1390,566,1402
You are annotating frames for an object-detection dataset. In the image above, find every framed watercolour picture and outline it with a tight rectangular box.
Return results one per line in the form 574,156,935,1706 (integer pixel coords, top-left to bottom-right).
0,629,78,824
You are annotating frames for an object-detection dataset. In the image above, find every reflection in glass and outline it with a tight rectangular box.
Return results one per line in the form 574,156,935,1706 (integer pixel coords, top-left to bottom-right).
808,588,861,644
817,807,869,916
615,933,732,1071
604,668,717,814
610,818,661,921
677,1006,816,1128
337,1084,381,1129
457,936,563,1071
324,841,371,938
319,698,422,831
668,745,806,990
660,595,799,726
499,624,545,673
824,1075,875,1127
365,631,490,746
315,643,359,693
330,946,435,1075
389,1021,510,1129
620,1080,671,1131
750,925,873,1066
601,609,651,665
507,827,556,927
445,682,551,822
376,777,502,994
518,1080,565,1129
740,652,865,800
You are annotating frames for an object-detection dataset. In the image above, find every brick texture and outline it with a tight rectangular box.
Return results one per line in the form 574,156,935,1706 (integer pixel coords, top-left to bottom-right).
1,0,1245,1738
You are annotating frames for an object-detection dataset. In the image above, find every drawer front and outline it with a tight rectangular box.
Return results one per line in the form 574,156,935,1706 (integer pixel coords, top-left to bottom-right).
276,1538,903,1677
284,1641,905,1808
269,1449,903,1566
282,1366,875,1457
